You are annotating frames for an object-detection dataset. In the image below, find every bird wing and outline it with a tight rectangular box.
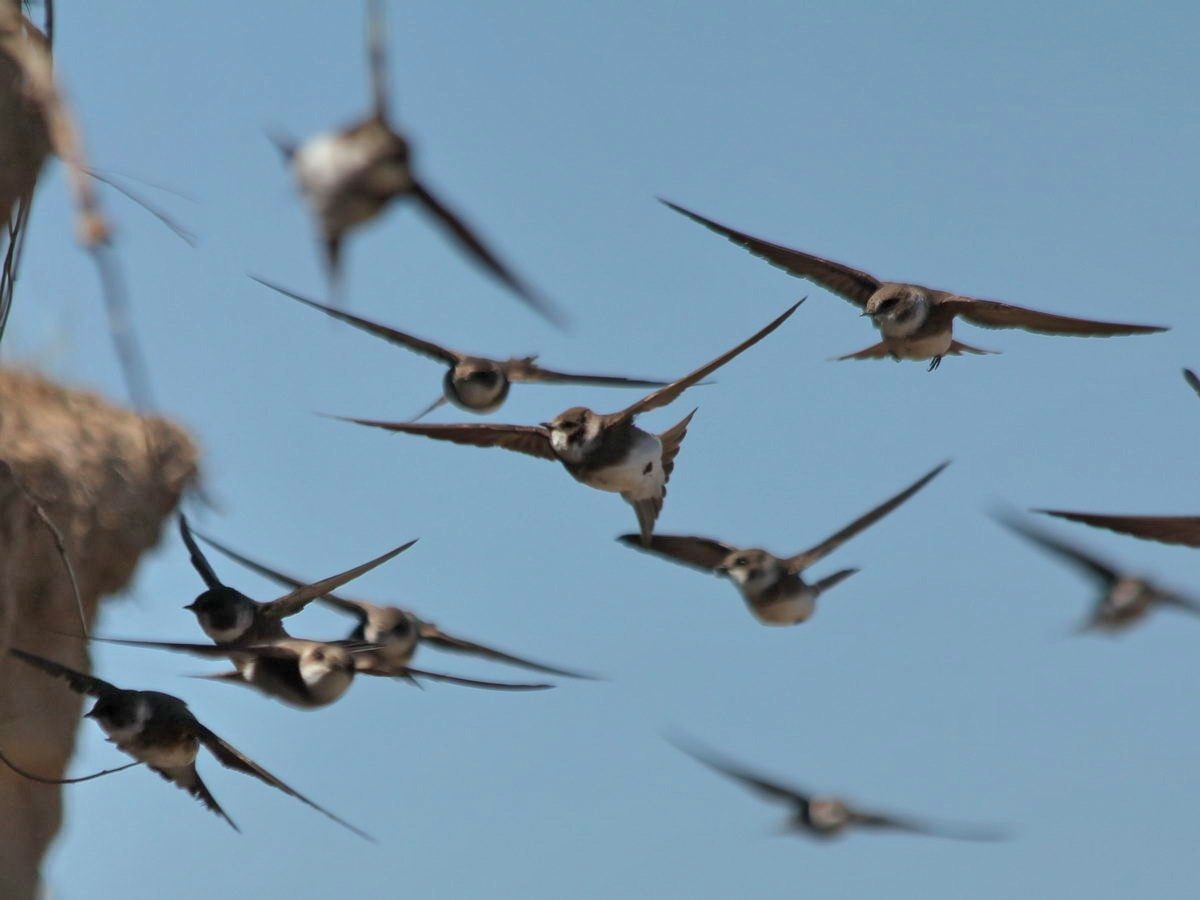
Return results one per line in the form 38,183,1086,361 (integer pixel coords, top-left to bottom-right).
671,737,811,807
384,666,553,691
8,648,118,698
195,724,373,840
193,531,372,621
365,0,390,120
992,513,1119,584
410,179,565,327
850,805,1006,842
333,417,557,460
939,295,1166,336
660,200,881,306
785,462,949,572
151,763,239,831
261,539,417,620
1157,591,1200,618
178,514,223,589
251,276,462,364
1037,511,1200,549
1184,368,1200,398
419,624,594,679
503,357,673,390
614,301,801,421
616,533,737,573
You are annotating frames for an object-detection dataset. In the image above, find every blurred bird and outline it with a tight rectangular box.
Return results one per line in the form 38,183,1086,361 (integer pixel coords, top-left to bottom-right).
996,513,1200,631
191,528,594,679
273,0,560,323
672,736,1005,842
661,200,1165,370
177,514,415,645
89,636,554,709
9,647,371,838
334,301,801,545
618,463,946,624
253,277,670,420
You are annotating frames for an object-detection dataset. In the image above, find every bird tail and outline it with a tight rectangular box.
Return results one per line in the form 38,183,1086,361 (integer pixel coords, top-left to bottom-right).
832,341,892,361
813,567,859,597
947,340,997,356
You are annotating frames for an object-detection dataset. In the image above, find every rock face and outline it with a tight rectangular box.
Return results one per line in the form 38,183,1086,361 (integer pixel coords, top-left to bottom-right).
0,369,197,900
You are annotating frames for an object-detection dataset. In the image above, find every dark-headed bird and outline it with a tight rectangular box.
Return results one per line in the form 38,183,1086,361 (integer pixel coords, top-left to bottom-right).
192,528,593,680
253,277,669,420
88,636,553,710
177,513,415,646
661,200,1165,371
333,301,801,545
274,0,561,323
618,462,946,624
9,647,371,838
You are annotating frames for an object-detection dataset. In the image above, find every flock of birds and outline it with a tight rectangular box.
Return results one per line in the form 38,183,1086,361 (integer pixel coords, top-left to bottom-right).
7,0,1197,850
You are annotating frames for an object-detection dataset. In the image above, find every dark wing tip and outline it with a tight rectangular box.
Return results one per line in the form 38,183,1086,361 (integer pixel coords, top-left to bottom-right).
1184,368,1200,396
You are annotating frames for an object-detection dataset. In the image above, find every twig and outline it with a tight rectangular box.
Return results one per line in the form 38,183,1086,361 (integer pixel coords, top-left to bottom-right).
0,459,88,636
0,746,140,784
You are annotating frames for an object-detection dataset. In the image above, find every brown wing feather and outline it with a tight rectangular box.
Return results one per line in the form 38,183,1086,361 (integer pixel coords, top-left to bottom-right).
616,303,801,421
251,276,461,364
941,296,1166,336
332,417,557,460
410,179,565,327
195,725,374,840
1037,511,1200,548
660,200,881,306
616,534,737,573
262,539,416,620
192,531,372,621
152,764,239,831
419,625,593,679
786,462,948,572
8,648,117,698
503,357,672,389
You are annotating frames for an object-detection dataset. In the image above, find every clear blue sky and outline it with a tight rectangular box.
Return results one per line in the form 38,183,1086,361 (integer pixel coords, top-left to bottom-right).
8,1,1200,897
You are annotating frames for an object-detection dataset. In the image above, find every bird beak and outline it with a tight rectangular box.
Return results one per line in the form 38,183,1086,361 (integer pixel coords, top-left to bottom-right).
860,310,873,318
183,601,197,611
82,708,97,719
539,422,552,430
715,565,729,575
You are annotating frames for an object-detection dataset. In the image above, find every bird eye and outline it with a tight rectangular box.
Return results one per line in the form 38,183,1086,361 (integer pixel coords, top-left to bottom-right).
735,557,749,567
312,650,325,662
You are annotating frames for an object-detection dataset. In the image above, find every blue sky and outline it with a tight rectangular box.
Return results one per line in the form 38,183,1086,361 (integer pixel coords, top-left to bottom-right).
8,1,1200,897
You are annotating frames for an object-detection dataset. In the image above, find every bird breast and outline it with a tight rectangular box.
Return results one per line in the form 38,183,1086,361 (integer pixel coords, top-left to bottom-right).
577,428,664,497
446,370,510,412
136,735,201,770
293,131,412,230
742,577,816,625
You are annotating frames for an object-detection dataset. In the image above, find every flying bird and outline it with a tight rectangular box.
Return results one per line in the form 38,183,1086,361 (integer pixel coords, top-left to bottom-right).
192,528,594,679
9,647,371,838
333,301,801,545
660,200,1165,370
252,276,670,420
90,636,553,709
672,737,1004,842
996,513,1200,631
273,0,560,323
618,463,946,624
177,514,415,646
